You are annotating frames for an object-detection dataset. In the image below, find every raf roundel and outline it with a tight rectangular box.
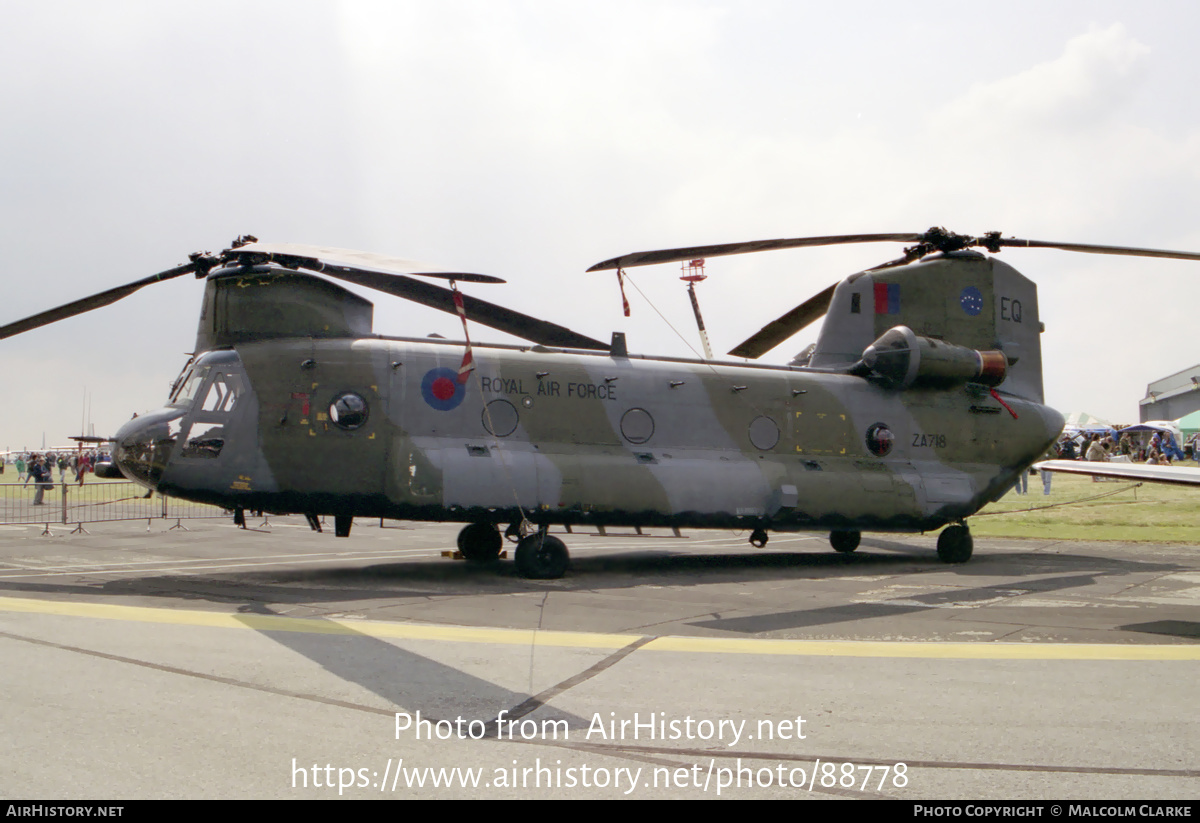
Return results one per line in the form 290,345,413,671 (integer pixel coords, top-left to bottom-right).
960,285,984,316
421,367,467,411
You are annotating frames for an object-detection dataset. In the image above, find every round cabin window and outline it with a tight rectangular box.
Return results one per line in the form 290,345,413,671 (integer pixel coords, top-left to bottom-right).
482,399,519,437
620,408,655,444
748,416,780,450
865,423,894,457
330,392,369,430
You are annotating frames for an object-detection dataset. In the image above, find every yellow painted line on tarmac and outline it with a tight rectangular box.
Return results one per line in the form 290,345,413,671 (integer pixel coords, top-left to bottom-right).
1,595,1198,660
0,596,630,649
644,636,1200,660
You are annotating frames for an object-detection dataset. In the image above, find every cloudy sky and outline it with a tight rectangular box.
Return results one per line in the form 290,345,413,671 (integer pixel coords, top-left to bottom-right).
2,0,1198,449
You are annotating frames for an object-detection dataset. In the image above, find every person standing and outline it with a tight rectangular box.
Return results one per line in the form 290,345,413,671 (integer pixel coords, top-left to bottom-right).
1056,435,1077,460
29,456,52,506
1014,468,1029,495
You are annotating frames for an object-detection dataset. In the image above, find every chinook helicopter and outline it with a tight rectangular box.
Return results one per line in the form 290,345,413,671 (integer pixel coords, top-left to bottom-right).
4,229,1200,579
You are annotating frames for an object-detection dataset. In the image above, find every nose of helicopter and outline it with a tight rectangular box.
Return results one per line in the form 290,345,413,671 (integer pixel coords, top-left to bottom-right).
112,406,187,489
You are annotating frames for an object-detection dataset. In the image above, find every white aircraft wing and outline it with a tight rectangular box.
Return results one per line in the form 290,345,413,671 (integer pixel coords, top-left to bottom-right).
1035,460,1200,486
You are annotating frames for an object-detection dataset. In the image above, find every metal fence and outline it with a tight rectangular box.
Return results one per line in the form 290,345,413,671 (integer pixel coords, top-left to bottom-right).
0,480,228,531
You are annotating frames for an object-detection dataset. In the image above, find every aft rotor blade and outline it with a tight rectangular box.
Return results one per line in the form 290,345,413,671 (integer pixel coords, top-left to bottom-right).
588,233,921,272
591,228,1200,272
0,262,199,340
728,282,837,359
232,242,505,284
994,237,1200,262
321,268,610,350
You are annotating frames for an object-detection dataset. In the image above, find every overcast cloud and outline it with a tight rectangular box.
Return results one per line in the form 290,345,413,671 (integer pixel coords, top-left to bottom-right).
2,1,1198,448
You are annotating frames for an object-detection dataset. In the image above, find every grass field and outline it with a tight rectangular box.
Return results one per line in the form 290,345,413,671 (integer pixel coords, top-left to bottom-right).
2,469,1197,542
972,470,1200,543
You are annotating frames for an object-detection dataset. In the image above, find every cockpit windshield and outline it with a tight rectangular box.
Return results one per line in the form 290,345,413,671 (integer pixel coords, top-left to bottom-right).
170,366,211,407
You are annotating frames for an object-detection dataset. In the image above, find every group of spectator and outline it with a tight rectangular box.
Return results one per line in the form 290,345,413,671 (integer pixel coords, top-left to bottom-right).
1,451,111,504
1055,428,1199,465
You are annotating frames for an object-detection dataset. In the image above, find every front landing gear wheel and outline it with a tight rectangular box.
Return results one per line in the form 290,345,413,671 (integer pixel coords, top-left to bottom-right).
457,522,502,563
937,524,973,563
830,530,861,553
514,532,570,579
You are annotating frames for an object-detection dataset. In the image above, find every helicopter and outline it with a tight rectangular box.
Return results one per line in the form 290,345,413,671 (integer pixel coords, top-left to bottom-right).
5,229,1200,579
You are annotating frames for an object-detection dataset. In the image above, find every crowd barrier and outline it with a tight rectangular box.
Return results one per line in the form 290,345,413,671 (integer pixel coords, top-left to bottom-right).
0,479,229,531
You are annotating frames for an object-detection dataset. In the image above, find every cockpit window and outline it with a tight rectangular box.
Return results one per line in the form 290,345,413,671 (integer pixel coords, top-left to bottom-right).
200,373,241,414
171,366,211,406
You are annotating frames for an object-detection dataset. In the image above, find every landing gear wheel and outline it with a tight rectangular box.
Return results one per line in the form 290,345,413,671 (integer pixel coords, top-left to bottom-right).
937,524,973,564
514,532,570,579
749,528,769,548
830,529,861,553
457,522,502,563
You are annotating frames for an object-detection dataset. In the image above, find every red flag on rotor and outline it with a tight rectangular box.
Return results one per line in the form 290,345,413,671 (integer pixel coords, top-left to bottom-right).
616,269,631,317
452,286,475,383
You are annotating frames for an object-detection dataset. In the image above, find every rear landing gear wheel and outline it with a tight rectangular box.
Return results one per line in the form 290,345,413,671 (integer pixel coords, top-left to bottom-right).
749,528,769,548
514,532,569,579
830,530,861,553
937,524,973,563
457,522,502,563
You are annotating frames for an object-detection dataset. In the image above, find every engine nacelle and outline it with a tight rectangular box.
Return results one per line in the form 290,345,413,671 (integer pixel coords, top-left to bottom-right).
861,325,1007,389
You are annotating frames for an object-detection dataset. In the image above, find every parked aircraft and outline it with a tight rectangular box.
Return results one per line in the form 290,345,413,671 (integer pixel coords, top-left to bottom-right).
4,229,1198,576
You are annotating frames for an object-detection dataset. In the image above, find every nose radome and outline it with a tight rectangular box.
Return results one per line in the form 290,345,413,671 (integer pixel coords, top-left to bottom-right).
113,407,186,489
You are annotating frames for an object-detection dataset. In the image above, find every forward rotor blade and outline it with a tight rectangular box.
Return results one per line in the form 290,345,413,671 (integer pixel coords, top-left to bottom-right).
321,268,609,350
994,237,1200,262
588,233,921,272
232,242,505,284
0,262,199,341
727,283,837,359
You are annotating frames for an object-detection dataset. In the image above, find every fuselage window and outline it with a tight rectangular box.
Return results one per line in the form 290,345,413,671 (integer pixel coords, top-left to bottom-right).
330,392,369,430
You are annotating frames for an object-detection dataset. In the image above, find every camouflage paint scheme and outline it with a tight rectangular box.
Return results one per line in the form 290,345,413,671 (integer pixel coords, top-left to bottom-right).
113,251,1065,547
